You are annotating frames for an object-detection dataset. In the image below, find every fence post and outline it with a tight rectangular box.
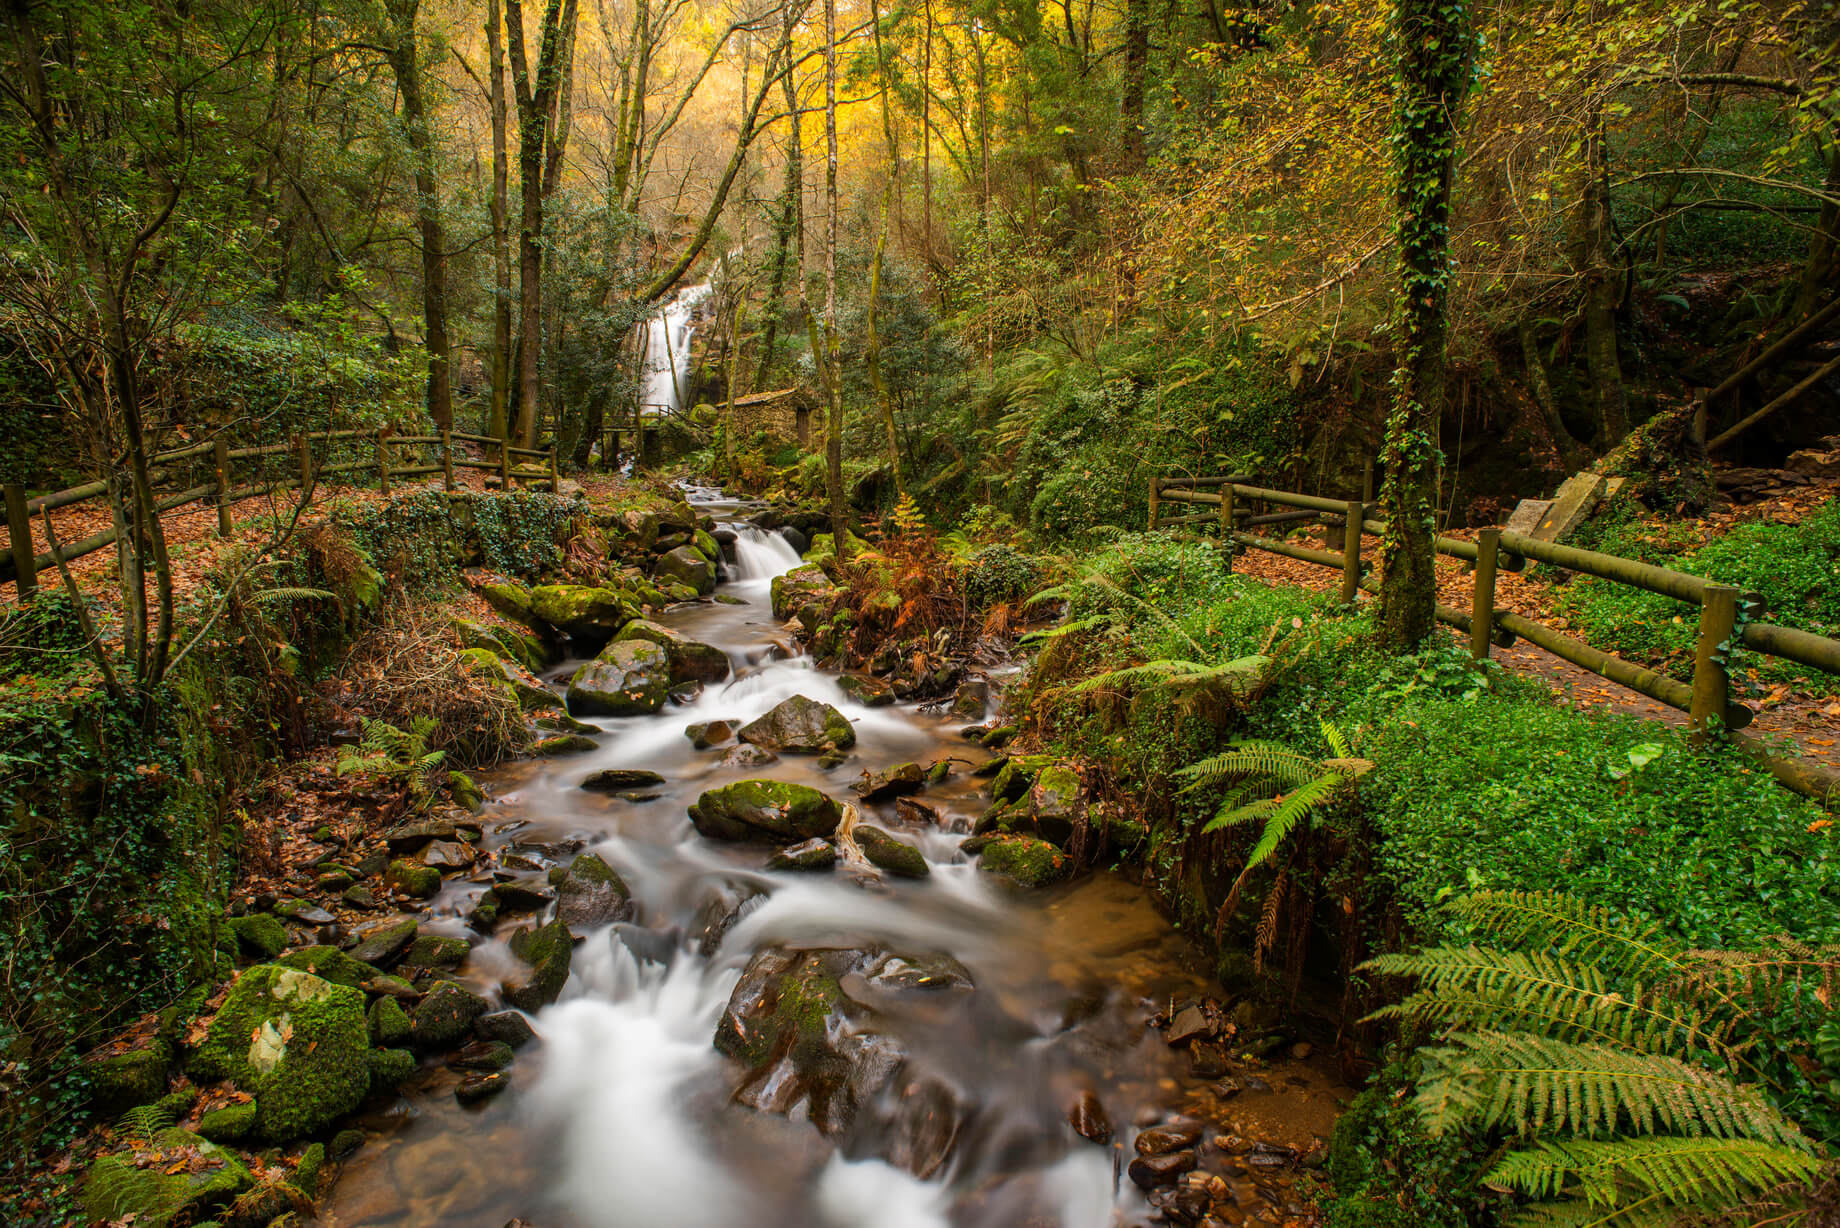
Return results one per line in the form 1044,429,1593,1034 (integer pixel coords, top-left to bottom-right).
1147,477,1160,530
376,427,390,496
293,432,312,489
1362,459,1375,507
498,437,511,489
1221,484,1237,573
441,428,455,492
1340,500,1363,604
1690,584,1740,743
212,439,233,537
548,443,559,491
1471,528,1501,661
5,484,35,601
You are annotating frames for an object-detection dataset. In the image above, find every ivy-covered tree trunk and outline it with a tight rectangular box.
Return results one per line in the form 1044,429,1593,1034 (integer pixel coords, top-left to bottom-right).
1578,98,1628,446
822,0,848,562
486,0,513,440
385,0,451,430
1377,0,1470,649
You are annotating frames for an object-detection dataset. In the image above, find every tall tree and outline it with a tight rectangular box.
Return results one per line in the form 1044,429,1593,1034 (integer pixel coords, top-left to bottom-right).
864,0,904,492
1377,0,1471,647
383,0,451,430
821,0,848,560
486,0,514,440
505,0,580,448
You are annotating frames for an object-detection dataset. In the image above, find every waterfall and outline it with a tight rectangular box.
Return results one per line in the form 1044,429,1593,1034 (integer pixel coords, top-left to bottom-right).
638,281,714,420
730,527,802,582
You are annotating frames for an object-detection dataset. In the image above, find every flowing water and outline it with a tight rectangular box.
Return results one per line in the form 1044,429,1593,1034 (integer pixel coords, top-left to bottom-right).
637,283,713,418
314,487,1346,1228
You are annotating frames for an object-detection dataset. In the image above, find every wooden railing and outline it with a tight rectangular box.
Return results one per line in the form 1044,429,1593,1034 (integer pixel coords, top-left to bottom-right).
3,428,559,597
1151,473,1840,802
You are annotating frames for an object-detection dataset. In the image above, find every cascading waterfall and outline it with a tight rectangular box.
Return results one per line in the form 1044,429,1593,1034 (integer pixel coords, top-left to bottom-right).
638,282,714,420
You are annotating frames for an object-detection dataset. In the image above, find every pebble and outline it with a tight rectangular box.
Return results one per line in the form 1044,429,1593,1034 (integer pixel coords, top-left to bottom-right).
1135,1122,1203,1156
1127,1150,1196,1189
455,1072,509,1104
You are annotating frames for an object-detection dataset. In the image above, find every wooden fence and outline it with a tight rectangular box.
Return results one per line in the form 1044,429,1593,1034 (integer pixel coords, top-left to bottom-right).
3,428,559,597
1150,473,1840,802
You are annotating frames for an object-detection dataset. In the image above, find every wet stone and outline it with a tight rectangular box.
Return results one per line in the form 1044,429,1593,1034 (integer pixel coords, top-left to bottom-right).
1136,1122,1204,1156
455,1072,509,1104
854,824,930,878
347,917,419,967
721,743,778,769
852,762,925,801
685,720,736,749
421,840,475,869
475,1011,537,1049
765,838,837,871
581,768,667,791
446,1041,515,1072
384,818,459,853
612,923,679,968
1068,1091,1113,1144
1128,1150,1197,1189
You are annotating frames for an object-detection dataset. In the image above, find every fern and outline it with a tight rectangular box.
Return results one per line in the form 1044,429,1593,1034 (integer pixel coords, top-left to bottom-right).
117,1099,180,1141
1178,739,1325,790
1414,1031,1810,1146
1490,1136,1821,1211
1364,946,1734,1059
337,715,445,798
1444,890,1687,984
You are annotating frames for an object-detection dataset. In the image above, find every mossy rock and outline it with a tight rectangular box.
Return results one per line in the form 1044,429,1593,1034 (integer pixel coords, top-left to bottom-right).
1027,764,1085,846
555,852,635,931
385,859,442,898
854,825,930,878
737,694,856,754
348,917,418,966
693,528,721,561
990,754,1055,804
368,996,411,1046
663,581,701,604
688,780,844,843
769,564,837,621
765,838,838,871
447,770,486,813
852,762,924,801
566,639,673,717
227,913,288,960
277,946,379,990
536,712,600,736
836,673,896,707
529,584,639,639
534,733,600,755
713,949,851,1070
975,835,1072,888
652,545,715,595
187,966,370,1141
368,1046,418,1091
456,618,551,673
81,1127,252,1228
479,582,546,635
87,1042,171,1115
457,646,560,713
401,934,473,970
410,981,490,1048
502,919,574,1011
291,1142,326,1199
196,1102,257,1143
614,619,730,684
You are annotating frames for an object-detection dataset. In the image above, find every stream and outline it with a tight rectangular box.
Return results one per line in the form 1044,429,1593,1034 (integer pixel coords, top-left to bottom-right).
314,486,1346,1228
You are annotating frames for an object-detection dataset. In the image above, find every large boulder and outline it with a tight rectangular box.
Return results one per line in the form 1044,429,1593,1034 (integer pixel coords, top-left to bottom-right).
854,825,929,878
770,564,836,621
81,1128,252,1227
738,695,856,755
555,851,636,931
974,835,1072,888
86,1042,171,1115
480,581,547,636
186,966,370,1140
410,980,491,1047
567,639,673,716
653,546,715,596
529,584,639,640
614,620,730,685
688,780,843,843
457,646,559,712
455,618,550,673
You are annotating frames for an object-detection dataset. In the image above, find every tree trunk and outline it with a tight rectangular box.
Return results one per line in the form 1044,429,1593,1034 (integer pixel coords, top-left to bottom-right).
1377,0,1469,649
867,0,903,493
505,0,579,450
487,0,513,440
385,0,451,430
1518,318,1586,465
1579,98,1628,445
754,128,801,392
1792,135,1839,320
823,0,847,561
1119,0,1149,171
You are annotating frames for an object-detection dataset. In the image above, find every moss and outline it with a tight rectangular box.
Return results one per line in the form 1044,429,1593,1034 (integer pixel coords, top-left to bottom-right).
409,981,490,1048
446,770,485,812
81,1128,252,1228
717,955,848,1069
330,1128,366,1159
401,934,471,969
367,996,411,1046
565,639,673,716
196,1101,258,1143
277,946,378,989
529,584,639,636
688,779,844,842
614,619,729,684
976,835,1073,888
533,733,600,755
385,859,442,898
367,1046,418,1091
503,919,573,1011
990,755,1054,804
770,564,836,620
855,825,931,878
228,913,288,959
87,1041,171,1115
186,966,371,1141
290,1143,326,1198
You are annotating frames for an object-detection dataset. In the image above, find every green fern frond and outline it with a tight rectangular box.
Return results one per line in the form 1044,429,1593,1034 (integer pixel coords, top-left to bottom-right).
1226,772,1343,868
1177,741,1321,791
117,1100,179,1141
252,585,340,606
1017,615,1107,647
1320,717,1351,759
1362,946,1733,1058
1444,891,1686,983
1415,1032,1809,1146
1489,1135,1821,1211
1204,793,1282,830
